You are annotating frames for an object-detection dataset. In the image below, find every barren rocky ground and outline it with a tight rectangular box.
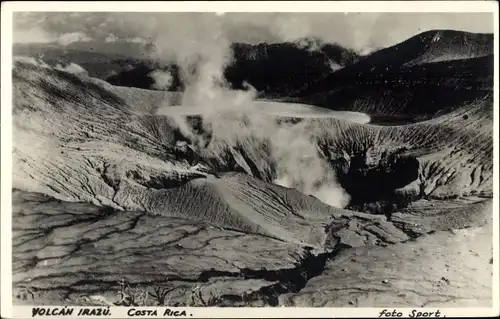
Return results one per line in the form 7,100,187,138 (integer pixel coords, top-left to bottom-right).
11,29,494,307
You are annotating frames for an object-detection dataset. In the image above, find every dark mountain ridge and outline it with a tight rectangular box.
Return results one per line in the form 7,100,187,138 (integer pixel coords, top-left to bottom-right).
293,30,492,90
291,30,493,122
346,29,492,70
13,37,361,94
224,39,361,96
13,29,493,122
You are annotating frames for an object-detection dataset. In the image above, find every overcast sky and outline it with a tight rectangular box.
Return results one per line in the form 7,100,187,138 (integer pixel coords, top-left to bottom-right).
13,12,494,55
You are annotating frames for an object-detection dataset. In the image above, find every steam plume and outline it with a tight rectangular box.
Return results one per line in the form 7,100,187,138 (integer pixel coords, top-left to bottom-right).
152,15,351,208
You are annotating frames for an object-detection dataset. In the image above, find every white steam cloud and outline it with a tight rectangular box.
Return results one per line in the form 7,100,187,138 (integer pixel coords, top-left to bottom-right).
55,62,87,75
271,121,351,208
13,56,51,68
149,69,173,90
57,32,92,46
14,57,88,77
151,15,351,208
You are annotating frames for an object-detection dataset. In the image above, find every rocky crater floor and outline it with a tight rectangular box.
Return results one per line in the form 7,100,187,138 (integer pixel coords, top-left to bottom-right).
12,191,493,307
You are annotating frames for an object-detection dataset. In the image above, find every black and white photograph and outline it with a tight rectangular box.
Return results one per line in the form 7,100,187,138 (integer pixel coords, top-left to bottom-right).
1,1,499,317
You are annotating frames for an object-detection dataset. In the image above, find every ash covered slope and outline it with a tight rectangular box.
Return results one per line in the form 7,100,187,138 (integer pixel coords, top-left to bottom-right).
13,56,492,233
202,99,492,218
14,48,493,203
13,60,362,247
12,61,418,305
312,101,492,209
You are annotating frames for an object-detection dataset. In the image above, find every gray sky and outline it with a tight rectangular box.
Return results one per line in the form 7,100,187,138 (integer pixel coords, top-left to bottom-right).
14,12,494,54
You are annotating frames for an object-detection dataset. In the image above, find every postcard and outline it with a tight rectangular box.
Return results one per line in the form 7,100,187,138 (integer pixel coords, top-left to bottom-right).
1,1,498,318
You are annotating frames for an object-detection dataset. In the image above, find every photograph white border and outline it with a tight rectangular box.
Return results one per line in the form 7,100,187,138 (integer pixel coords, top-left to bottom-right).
1,1,499,318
